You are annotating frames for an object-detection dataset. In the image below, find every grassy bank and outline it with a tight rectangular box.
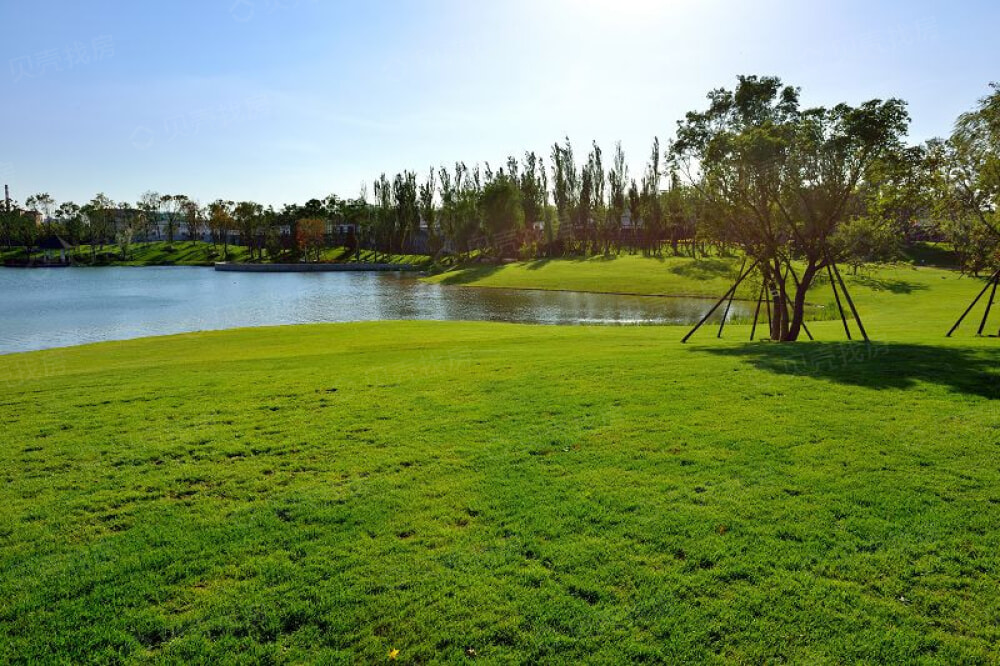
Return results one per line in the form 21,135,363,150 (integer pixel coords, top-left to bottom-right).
425,245,961,298
1,242,431,268
3,256,1000,662
426,251,986,331
426,254,748,298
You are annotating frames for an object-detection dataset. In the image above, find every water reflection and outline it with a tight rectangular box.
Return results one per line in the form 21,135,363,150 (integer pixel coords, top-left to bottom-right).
0,267,751,354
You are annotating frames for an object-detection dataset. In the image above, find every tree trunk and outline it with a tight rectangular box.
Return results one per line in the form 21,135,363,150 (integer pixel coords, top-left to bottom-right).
768,260,792,341
785,262,818,342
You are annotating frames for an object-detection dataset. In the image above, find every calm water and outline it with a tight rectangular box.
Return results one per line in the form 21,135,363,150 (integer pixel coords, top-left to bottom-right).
0,267,751,354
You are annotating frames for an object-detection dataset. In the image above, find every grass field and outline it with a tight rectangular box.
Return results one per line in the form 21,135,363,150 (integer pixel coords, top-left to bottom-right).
2,256,1000,663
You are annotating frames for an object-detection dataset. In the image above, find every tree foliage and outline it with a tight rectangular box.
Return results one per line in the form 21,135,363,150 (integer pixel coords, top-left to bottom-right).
671,75,910,340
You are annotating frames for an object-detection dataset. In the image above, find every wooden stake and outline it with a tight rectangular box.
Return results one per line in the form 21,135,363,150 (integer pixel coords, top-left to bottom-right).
765,281,773,332
976,276,999,337
718,260,746,339
682,261,759,344
831,260,870,343
750,286,765,341
947,269,1000,337
827,263,852,341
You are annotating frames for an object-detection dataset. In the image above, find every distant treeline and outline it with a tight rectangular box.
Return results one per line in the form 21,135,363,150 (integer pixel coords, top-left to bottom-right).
2,77,998,281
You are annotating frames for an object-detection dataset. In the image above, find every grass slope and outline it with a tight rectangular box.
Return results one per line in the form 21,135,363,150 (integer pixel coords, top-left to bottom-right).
3,265,1000,662
426,254,748,298
425,246,960,300
2,242,429,268
428,251,986,329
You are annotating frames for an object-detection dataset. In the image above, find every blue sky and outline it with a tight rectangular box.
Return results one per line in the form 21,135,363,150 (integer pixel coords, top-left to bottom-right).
1,0,997,207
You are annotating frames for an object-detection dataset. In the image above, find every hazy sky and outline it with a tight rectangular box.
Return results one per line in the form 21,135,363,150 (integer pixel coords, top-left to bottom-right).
1,0,997,207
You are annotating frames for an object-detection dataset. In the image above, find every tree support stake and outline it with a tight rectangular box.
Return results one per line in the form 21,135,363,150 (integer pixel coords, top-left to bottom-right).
830,260,870,343
682,261,759,344
947,268,1000,337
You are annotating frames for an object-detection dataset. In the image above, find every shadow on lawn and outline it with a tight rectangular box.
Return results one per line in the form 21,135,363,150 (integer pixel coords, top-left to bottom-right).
850,274,929,295
670,258,737,280
435,263,505,285
700,342,1000,400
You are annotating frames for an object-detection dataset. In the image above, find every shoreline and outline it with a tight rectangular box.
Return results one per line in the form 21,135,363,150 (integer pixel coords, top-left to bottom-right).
430,281,760,302
214,262,418,273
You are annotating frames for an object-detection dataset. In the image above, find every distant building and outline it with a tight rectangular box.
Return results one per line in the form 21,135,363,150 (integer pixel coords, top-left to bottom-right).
328,221,360,237
106,209,215,243
18,209,44,226
37,235,72,264
622,210,641,230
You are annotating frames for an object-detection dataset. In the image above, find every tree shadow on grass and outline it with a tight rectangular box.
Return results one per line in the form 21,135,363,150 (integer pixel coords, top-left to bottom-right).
850,275,930,295
698,342,1000,400
435,263,505,285
670,259,738,280
585,254,620,263
903,243,962,269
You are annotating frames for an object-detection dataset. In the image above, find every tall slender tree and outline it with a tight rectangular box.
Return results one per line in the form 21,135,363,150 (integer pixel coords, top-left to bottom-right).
419,168,439,256
607,142,628,255
551,137,578,250
641,137,664,255
520,152,549,250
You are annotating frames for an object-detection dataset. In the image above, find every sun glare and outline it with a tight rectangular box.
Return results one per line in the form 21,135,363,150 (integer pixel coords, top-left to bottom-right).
568,0,671,20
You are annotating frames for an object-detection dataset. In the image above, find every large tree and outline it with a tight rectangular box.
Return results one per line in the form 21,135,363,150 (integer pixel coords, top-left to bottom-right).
25,193,56,225
950,84,1000,233
930,84,1000,271
672,75,909,341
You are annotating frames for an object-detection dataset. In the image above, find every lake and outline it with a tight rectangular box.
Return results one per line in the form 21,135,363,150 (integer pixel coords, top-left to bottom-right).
0,267,751,354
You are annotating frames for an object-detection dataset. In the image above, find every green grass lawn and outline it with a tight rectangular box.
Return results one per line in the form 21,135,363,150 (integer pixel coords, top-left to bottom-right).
426,253,749,298
2,256,1000,663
